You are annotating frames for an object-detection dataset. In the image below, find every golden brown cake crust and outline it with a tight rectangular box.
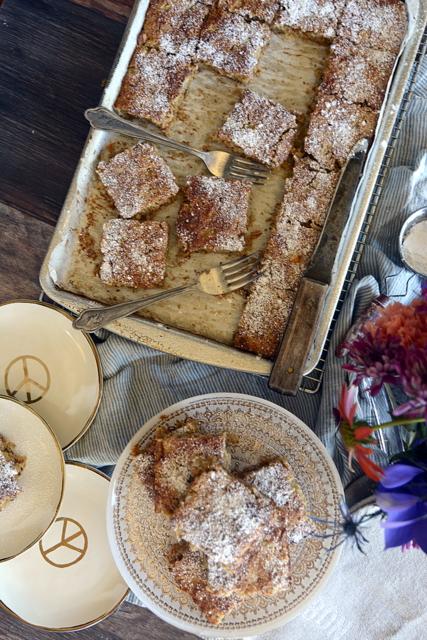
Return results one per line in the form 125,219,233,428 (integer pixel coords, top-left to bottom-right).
243,459,312,542
218,90,298,167
168,543,241,624
115,47,195,129
219,0,279,24
322,39,396,110
153,430,230,515
96,142,179,219
196,6,270,81
141,0,210,57
234,157,339,358
176,176,251,253
274,0,346,42
337,0,407,55
304,92,377,170
100,219,168,289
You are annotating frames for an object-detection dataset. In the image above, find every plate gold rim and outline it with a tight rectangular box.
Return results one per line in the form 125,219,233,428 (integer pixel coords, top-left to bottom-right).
0,299,103,451
0,460,130,632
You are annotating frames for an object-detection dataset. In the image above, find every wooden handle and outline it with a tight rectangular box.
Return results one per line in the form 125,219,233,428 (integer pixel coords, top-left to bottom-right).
269,278,328,395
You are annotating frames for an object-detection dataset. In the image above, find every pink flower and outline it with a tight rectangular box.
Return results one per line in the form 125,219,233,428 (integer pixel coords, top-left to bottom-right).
336,384,384,482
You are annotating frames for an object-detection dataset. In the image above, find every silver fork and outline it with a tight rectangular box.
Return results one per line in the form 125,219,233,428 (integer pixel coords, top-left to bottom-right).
73,252,260,332
85,107,269,185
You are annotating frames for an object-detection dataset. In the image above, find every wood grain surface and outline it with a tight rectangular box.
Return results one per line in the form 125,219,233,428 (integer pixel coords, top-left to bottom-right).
0,0,125,224
0,603,197,639
0,0,193,637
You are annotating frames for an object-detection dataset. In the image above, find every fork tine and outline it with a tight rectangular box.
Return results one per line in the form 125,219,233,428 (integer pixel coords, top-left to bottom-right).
231,166,269,180
226,272,259,292
231,159,269,173
228,170,267,185
222,255,259,277
224,267,259,286
221,251,260,271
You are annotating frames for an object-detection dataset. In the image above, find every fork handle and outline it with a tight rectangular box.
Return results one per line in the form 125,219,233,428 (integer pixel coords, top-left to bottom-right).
85,107,206,160
73,284,195,332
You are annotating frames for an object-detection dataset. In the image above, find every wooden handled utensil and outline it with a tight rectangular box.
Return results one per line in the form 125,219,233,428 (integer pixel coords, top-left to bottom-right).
269,139,369,395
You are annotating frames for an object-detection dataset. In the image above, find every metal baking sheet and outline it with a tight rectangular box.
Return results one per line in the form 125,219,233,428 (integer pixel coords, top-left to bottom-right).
40,0,426,377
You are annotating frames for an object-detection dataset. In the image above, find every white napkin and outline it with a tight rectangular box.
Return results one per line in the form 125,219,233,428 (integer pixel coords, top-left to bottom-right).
252,509,427,640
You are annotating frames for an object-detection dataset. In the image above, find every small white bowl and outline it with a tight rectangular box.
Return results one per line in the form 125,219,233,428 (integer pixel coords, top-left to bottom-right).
0,300,102,450
399,207,427,277
0,462,129,631
0,396,65,561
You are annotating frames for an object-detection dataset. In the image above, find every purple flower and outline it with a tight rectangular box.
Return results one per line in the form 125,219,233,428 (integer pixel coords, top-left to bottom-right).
394,348,427,421
375,442,427,553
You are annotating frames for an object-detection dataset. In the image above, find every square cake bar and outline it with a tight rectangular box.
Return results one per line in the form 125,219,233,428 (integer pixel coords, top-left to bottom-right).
100,219,168,289
304,92,377,170
338,0,407,55
274,0,346,42
218,90,297,167
141,0,210,57
173,466,267,566
322,39,396,110
115,47,195,129
176,176,251,253
96,142,179,219
196,6,270,81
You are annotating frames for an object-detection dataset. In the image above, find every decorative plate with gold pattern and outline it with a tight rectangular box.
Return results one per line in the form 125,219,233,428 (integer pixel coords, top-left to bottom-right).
108,393,343,638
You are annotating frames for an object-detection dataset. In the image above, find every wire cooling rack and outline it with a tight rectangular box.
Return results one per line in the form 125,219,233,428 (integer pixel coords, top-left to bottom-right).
300,28,427,395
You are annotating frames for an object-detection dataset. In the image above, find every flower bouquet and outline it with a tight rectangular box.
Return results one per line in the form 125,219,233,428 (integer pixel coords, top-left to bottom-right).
335,287,427,553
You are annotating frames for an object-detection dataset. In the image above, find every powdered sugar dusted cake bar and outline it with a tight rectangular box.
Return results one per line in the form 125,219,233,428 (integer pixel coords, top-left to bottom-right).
234,156,339,358
176,176,251,253
96,143,179,219
0,435,26,511
196,6,270,81
115,48,196,129
322,39,396,110
218,0,279,23
141,0,210,57
338,0,407,55
100,219,168,289
274,0,346,41
173,466,268,566
218,90,298,167
304,92,377,170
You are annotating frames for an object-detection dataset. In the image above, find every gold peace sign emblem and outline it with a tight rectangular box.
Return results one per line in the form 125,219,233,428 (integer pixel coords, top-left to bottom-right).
4,355,51,404
39,517,88,568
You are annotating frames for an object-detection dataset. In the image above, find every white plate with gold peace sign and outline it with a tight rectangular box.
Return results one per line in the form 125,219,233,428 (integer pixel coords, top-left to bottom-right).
0,301,102,450
0,462,129,631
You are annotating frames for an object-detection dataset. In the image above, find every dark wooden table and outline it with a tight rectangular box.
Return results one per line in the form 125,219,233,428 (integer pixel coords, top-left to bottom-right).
0,0,195,637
